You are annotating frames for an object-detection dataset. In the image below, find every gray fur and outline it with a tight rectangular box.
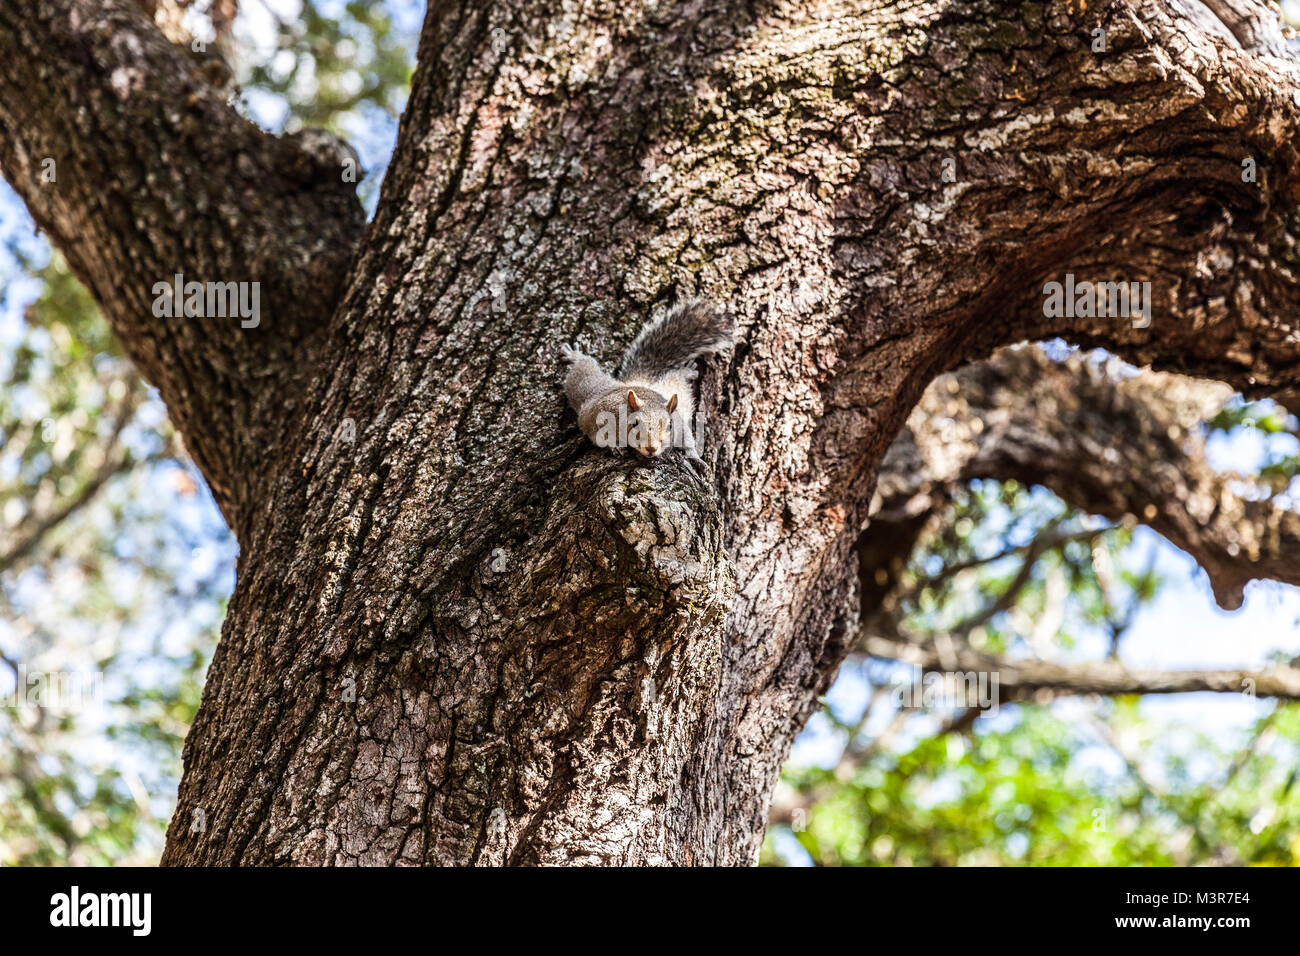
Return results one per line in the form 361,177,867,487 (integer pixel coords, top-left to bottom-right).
617,300,733,380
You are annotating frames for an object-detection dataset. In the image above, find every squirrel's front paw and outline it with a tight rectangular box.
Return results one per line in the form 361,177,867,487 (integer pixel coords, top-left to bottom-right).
560,342,582,362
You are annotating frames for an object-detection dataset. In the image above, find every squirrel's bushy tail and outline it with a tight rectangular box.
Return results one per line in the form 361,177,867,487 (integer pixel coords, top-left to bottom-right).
618,299,733,379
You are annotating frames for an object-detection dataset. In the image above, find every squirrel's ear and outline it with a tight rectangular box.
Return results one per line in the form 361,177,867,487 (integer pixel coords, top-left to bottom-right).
627,390,641,410
667,393,678,413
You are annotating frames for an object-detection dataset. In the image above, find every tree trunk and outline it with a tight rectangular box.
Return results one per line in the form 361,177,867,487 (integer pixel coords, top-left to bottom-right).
4,0,1300,865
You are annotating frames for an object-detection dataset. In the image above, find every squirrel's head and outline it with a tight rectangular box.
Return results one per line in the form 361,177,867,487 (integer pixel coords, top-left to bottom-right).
625,388,677,458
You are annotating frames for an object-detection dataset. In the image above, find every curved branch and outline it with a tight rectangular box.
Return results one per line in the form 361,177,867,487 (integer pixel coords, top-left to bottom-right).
755,0,1300,410
954,1,1300,394
875,345,1300,609
0,0,365,530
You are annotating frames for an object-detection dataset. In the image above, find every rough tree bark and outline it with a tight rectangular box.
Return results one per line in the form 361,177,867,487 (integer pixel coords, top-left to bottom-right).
3,0,1300,865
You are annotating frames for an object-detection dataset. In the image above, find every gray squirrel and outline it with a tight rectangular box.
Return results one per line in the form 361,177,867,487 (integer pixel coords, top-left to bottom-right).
561,300,732,462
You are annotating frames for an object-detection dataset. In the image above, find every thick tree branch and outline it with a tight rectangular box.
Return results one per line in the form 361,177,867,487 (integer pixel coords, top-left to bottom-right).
750,0,1300,414
874,346,1300,609
0,0,365,529
946,1,1300,393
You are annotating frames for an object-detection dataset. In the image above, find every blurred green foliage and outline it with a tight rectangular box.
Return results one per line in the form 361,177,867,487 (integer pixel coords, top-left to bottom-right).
0,248,223,864
246,1,412,129
763,474,1300,867
0,0,417,865
768,701,1300,866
